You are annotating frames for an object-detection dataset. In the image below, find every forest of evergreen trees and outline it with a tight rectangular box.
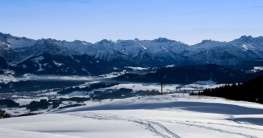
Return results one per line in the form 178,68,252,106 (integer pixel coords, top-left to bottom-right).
195,76,263,104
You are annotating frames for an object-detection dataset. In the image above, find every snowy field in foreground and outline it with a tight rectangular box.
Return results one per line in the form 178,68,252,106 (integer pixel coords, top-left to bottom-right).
1,94,263,138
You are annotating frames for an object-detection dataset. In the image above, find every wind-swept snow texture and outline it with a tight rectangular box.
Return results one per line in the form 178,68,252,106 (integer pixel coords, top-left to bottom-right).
1,94,263,138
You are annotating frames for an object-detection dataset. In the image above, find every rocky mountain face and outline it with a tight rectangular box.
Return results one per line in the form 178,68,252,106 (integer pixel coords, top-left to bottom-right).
0,32,263,75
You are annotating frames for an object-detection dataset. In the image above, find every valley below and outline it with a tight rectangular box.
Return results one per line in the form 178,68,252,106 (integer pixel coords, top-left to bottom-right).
0,73,263,138
0,73,223,116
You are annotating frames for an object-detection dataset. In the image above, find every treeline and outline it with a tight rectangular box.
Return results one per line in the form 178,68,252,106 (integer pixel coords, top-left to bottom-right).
116,64,263,84
0,110,10,119
194,76,263,104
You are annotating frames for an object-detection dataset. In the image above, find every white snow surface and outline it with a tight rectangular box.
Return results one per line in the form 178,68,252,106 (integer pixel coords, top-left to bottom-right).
1,94,263,138
0,74,18,84
125,66,149,71
0,72,123,84
250,66,263,73
53,60,63,67
109,81,222,93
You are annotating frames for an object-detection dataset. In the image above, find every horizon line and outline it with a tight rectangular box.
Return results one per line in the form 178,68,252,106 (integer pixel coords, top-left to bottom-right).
1,31,263,46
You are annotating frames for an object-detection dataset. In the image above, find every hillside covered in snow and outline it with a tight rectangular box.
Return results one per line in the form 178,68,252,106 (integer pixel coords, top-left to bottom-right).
1,94,263,138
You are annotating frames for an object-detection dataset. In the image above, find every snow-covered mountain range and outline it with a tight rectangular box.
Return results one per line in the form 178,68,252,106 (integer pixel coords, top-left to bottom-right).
1,32,263,75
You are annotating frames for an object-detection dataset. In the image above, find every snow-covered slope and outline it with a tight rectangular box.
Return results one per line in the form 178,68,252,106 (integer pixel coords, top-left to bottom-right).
1,94,263,138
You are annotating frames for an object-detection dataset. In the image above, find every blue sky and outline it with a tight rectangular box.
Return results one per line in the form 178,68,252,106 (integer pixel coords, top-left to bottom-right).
0,0,263,44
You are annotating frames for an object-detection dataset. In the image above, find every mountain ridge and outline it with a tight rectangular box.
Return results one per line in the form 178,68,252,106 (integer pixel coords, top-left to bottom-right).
2,32,263,46
1,32,263,75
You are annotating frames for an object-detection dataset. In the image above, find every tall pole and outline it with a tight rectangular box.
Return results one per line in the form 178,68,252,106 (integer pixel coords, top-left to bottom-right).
161,81,163,94
160,73,166,94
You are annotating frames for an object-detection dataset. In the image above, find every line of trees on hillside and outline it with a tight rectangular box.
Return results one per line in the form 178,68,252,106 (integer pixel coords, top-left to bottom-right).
194,76,263,104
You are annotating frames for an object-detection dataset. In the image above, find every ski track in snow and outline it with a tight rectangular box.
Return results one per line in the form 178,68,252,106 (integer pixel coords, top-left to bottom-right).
68,111,258,138
1,95,263,138
187,120,263,132
133,120,181,138
164,120,257,138
69,113,181,138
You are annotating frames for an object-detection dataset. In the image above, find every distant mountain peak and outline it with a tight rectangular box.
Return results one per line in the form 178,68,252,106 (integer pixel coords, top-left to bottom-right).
238,35,254,42
153,37,174,43
200,39,223,44
193,40,225,47
0,32,14,42
240,35,253,39
200,39,213,43
96,39,114,45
